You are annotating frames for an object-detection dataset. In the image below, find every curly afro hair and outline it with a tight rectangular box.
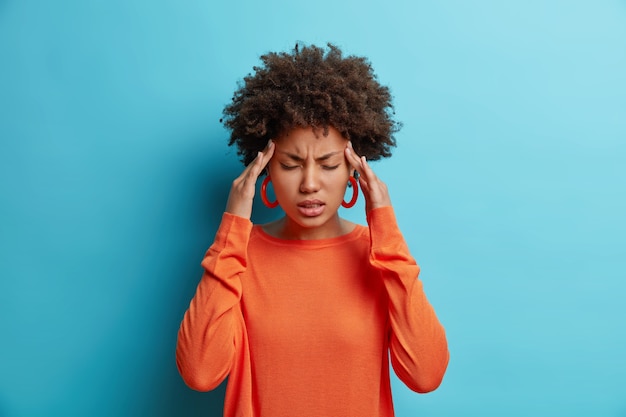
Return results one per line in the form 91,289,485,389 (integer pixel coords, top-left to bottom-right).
221,43,401,168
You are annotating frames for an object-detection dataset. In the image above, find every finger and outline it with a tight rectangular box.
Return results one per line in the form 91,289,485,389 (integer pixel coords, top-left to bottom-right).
244,140,275,180
344,141,365,176
360,155,373,177
357,155,380,186
237,151,262,183
344,143,375,192
259,139,275,171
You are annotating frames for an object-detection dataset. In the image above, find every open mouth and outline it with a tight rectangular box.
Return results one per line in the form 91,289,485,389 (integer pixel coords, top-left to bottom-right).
297,200,325,217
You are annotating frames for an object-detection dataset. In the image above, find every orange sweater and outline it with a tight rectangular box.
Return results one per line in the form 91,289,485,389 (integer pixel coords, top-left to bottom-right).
176,207,449,417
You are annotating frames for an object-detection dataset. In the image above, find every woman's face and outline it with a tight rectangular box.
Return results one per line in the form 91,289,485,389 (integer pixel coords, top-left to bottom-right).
268,126,352,239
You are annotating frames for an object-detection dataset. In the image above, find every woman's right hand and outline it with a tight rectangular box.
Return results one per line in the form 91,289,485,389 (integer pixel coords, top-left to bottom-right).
225,140,275,219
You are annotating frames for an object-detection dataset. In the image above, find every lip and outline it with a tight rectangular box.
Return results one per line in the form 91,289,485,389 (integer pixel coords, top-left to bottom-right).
297,200,325,217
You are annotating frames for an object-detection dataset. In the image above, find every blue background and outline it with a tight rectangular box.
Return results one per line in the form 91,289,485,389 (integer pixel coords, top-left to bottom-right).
1,0,625,416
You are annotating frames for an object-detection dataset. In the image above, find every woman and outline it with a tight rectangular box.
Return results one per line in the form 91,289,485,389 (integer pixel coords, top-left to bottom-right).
176,43,449,417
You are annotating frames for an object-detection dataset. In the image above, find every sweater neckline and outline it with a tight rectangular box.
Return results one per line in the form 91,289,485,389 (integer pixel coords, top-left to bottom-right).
252,223,366,248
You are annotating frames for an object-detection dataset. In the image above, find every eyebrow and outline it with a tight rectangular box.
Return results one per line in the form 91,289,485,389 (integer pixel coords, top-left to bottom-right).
278,150,343,162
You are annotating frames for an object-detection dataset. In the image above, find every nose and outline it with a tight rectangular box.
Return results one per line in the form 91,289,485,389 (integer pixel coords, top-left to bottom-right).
299,165,320,193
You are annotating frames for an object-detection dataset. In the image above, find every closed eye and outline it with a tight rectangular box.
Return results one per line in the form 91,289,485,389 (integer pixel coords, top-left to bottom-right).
322,165,340,170
280,163,299,170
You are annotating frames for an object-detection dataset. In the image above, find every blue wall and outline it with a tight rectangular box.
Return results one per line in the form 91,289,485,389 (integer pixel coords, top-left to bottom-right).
1,1,625,416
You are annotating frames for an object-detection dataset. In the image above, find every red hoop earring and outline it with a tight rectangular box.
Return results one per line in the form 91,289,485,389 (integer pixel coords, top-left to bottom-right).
341,176,359,208
261,176,279,208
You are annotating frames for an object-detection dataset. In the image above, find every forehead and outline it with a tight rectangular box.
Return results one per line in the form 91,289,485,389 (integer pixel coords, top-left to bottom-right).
276,126,347,155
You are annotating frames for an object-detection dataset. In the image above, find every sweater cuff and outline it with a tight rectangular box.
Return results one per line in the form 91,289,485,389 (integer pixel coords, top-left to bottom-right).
212,212,253,252
366,206,403,249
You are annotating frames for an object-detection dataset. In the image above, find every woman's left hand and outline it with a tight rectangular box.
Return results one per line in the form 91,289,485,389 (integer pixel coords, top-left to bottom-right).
344,141,392,212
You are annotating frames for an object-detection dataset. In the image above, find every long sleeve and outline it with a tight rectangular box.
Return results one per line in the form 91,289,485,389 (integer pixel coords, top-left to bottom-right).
367,206,450,393
176,212,252,392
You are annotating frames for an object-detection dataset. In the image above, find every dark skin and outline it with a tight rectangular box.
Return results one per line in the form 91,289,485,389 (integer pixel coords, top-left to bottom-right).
225,127,392,237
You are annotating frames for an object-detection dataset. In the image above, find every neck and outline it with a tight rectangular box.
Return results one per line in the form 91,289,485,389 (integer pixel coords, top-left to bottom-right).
274,214,349,240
